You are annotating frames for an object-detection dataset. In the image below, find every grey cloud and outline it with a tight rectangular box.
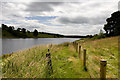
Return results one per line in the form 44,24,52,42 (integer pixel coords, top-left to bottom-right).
25,2,63,12
57,16,107,25
12,14,22,18
118,1,120,11
58,16,89,24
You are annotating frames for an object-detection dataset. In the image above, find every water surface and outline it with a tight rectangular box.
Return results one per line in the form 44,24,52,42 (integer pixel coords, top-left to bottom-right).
1,38,80,54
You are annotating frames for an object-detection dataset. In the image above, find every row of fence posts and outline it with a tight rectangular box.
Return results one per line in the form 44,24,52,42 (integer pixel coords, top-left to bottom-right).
73,42,107,80
44,43,107,79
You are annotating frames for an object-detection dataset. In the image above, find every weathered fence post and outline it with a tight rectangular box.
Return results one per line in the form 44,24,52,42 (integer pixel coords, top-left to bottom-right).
100,60,107,80
74,42,77,52
77,43,79,52
46,49,53,75
83,49,86,67
79,45,81,58
73,42,75,46
75,42,78,52
50,44,52,49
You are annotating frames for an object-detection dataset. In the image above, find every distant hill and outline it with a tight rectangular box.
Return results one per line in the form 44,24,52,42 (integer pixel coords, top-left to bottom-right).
2,29,64,38
1,24,87,38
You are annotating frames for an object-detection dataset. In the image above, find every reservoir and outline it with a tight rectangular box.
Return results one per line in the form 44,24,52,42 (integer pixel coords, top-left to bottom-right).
1,38,80,54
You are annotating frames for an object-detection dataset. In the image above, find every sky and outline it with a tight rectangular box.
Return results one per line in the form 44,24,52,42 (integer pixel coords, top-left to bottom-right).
0,0,119,35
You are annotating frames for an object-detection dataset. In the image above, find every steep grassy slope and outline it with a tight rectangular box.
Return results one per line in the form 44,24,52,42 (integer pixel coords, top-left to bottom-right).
76,36,119,78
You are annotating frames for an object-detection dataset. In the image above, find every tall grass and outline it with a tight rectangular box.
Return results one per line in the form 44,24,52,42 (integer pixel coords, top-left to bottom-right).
2,36,119,78
76,36,119,78
2,43,90,78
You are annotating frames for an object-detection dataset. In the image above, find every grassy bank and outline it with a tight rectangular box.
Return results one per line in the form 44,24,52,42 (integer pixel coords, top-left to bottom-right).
2,43,90,78
76,36,119,78
2,36,119,78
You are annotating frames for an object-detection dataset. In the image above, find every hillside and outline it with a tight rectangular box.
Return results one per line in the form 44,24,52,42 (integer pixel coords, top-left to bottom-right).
76,36,119,78
2,29,87,38
2,36,119,78
2,29,63,38
2,29,16,38
1,24,87,38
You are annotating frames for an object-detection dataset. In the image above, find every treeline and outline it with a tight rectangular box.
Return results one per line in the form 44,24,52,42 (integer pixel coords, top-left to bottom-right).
2,24,65,38
104,11,120,36
1,24,87,38
2,24,37,38
86,10,120,40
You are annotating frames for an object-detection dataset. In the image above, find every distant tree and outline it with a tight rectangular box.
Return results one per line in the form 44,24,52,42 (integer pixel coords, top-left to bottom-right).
27,30,30,33
104,11,120,36
8,26,14,32
86,35,93,38
2,24,8,30
17,28,21,32
99,29,103,35
21,28,26,34
33,29,38,36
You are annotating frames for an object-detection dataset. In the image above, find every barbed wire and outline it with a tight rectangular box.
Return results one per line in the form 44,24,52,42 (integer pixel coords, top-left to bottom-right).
87,54,118,79
40,65,48,77
87,54,100,78
87,55,100,64
107,63,120,72
106,65,119,80
87,65,98,78
87,59,97,68
107,69,119,79
37,47,119,79
39,57,48,63
87,59,100,73
88,56,119,79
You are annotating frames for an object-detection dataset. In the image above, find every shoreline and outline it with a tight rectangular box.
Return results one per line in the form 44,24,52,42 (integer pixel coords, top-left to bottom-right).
2,38,80,55
1,42,71,56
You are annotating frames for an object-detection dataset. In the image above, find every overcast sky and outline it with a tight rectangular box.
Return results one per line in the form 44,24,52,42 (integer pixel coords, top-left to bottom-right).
0,0,119,35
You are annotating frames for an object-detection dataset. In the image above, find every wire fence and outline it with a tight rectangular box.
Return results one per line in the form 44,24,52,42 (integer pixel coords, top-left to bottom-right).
87,54,100,78
19,42,119,78
73,42,120,79
37,44,55,78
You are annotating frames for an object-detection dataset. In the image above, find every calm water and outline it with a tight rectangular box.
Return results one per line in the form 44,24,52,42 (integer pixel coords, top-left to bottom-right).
1,38,80,54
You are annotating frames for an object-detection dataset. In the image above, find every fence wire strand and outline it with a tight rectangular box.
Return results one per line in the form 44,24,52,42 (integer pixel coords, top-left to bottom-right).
107,63,120,72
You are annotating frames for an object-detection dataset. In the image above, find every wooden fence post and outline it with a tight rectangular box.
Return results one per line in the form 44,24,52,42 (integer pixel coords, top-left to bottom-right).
100,60,107,80
83,49,86,67
73,42,75,46
46,49,53,75
74,42,79,53
50,44,52,49
77,43,79,52
76,42,78,52
79,45,81,58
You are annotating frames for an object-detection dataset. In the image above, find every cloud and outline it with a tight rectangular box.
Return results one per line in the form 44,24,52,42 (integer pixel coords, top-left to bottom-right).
25,2,62,12
1,1,119,35
56,15,107,25
119,1,120,11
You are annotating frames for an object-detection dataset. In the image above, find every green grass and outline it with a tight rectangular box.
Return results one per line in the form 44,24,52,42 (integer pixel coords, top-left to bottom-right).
2,43,90,78
76,36,119,78
2,36,119,78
